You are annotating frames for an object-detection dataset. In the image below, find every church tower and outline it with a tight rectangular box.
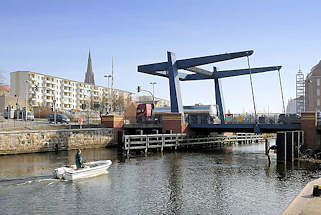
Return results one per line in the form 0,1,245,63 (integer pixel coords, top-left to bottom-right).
84,51,95,85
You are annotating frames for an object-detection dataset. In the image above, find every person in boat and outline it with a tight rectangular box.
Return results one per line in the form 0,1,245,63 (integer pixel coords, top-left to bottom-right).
75,149,84,169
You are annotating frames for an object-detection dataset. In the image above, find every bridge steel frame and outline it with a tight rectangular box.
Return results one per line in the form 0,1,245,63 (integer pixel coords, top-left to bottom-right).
138,50,281,127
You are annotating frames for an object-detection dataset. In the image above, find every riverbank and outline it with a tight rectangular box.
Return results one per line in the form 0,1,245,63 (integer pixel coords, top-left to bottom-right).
298,158,321,164
0,128,114,155
282,177,321,215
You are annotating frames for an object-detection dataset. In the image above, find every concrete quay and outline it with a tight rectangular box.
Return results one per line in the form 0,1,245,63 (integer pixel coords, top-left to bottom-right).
282,177,321,215
0,128,114,155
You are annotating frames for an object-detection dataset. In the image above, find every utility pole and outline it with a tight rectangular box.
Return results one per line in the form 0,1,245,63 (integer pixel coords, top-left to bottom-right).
25,85,28,126
53,99,56,124
104,74,112,114
111,57,114,113
108,76,110,113
25,80,30,127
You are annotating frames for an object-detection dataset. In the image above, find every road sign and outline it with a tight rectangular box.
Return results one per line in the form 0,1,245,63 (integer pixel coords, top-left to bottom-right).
38,109,41,113
73,109,78,113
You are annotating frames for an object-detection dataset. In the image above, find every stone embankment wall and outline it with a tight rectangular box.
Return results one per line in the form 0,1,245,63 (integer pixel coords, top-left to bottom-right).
0,128,114,155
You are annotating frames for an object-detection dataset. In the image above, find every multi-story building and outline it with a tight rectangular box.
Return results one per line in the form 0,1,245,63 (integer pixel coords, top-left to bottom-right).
286,97,297,113
305,60,321,112
10,71,135,111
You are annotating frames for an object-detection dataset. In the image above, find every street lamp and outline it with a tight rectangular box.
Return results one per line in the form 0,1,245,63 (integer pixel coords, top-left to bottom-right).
137,85,154,105
24,80,31,126
53,98,57,124
149,82,157,105
104,75,112,113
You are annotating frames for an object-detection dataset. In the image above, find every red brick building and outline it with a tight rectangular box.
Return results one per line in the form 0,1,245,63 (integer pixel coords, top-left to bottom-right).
305,61,321,111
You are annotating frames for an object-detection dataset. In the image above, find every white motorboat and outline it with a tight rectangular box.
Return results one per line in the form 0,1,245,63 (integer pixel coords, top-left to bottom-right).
53,160,112,181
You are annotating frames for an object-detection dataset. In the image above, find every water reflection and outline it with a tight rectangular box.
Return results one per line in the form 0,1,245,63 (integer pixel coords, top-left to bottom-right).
0,145,321,214
167,153,183,215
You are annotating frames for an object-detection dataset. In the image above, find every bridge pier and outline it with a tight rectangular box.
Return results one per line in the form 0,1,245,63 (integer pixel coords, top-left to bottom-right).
101,115,124,145
301,112,320,150
276,131,303,163
161,113,189,134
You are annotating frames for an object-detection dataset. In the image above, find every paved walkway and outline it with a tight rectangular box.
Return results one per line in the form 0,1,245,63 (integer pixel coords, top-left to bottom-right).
282,178,321,215
0,119,48,130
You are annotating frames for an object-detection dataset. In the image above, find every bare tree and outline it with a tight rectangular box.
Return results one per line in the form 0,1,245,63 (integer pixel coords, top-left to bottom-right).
112,94,125,113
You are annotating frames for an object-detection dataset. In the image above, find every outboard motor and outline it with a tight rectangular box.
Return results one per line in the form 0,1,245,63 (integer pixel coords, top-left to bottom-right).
53,167,66,180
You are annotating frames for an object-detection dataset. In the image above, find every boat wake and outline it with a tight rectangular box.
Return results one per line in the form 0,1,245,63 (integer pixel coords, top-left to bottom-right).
0,175,58,187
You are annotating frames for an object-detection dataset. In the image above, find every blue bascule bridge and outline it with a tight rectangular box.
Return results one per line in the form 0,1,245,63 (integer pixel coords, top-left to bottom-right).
137,50,301,133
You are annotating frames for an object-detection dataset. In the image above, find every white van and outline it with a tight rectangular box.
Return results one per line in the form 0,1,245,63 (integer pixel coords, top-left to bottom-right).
26,111,34,121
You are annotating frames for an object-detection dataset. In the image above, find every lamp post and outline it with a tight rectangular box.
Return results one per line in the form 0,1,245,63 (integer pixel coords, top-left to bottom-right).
53,98,57,124
24,80,31,127
104,75,112,114
149,82,157,105
137,85,154,104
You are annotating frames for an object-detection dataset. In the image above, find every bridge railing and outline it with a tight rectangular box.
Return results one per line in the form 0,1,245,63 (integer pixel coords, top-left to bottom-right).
186,113,300,125
128,112,300,125
226,113,280,124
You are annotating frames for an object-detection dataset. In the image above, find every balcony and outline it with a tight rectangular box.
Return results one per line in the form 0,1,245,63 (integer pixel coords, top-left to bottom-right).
63,94,73,99
63,82,73,87
44,79,55,84
45,99,53,103
63,88,73,93
44,92,54,97
45,85,56,91
93,96,100,101
63,97,74,103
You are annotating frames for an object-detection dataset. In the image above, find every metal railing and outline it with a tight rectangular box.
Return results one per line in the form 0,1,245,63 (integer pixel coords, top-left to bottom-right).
124,113,299,125
0,119,41,130
186,113,301,125
224,113,280,124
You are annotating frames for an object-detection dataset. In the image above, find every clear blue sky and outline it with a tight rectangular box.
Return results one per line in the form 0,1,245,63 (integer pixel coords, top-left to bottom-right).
1,0,321,113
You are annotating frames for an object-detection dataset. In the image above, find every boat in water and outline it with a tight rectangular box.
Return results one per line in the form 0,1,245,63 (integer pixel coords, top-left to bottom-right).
53,160,112,181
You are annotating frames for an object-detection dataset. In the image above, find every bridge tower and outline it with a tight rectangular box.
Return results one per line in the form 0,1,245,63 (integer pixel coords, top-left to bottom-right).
138,50,281,126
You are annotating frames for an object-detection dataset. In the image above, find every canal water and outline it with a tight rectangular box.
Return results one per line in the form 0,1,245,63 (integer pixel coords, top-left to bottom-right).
1,142,321,214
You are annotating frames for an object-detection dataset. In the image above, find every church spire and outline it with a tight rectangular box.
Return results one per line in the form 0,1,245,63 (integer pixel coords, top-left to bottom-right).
85,50,95,85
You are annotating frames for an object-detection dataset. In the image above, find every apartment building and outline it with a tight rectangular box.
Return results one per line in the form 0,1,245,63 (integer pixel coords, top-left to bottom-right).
305,60,321,112
10,71,135,111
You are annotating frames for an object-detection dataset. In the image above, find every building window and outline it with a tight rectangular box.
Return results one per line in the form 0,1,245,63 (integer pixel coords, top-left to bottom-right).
318,88,320,96
318,79,320,86
318,99,320,106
